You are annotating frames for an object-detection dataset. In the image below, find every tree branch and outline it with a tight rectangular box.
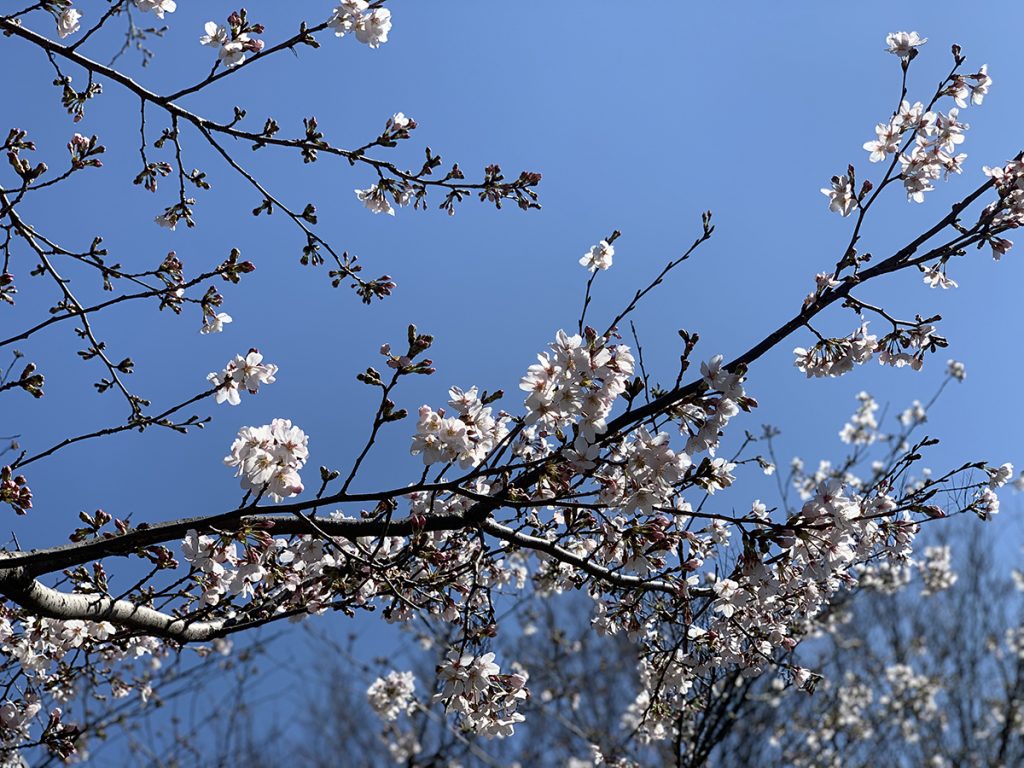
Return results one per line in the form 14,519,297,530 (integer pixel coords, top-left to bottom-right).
0,564,223,642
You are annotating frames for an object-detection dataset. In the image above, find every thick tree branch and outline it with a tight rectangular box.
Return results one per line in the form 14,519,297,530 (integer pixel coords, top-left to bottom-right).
0,564,223,642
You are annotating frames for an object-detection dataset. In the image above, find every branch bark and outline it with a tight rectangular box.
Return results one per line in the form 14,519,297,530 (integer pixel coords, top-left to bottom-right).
0,564,224,642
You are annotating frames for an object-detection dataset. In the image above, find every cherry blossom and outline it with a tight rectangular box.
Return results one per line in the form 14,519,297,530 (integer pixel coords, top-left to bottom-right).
793,324,878,378
355,184,396,215
199,22,229,49
968,64,992,105
55,7,81,39
367,670,417,721
411,386,510,468
199,14,264,69
974,487,1000,520
207,350,278,406
199,312,233,335
519,330,634,444
921,263,957,289
154,210,178,230
899,400,927,427
133,0,176,18
329,2,393,48
580,240,615,272
821,173,857,217
223,418,309,501
949,65,992,107
0,14,1019,762
389,112,415,133
863,121,902,163
917,545,957,595
986,462,1014,489
436,653,528,738
838,392,880,445
712,578,745,618
885,31,927,59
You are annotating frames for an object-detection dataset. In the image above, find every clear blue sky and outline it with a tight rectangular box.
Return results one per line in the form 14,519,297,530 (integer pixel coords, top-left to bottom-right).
3,0,1024,756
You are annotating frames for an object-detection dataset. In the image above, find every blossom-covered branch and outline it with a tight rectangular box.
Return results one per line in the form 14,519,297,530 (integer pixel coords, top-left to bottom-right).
0,11,1021,762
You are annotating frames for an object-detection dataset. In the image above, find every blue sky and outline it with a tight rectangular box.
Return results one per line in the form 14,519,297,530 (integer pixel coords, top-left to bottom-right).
3,0,1024,756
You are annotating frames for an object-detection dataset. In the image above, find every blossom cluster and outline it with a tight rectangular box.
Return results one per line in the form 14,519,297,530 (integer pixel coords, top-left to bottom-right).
0,466,33,516
896,103,969,203
200,12,265,69
917,545,957,595
411,386,510,468
223,418,308,502
877,323,940,370
519,330,635,452
598,428,693,519
881,663,942,736
824,100,973,212
328,1,392,48
207,350,277,406
795,319,947,377
684,354,751,458
778,663,941,758
366,670,417,721
822,34,990,217
355,180,413,216
838,391,880,445
181,530,353,609
180,509,516,655
611,443,974,745
982,159,1024,257
0,613,170,757
436,652,528,738
899,399,927,428
793,324,877,378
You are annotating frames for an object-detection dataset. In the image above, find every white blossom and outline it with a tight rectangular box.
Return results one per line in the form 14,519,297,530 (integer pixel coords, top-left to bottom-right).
436,652,527,739
579,240,615,272
133,0,176,18
917,546,957,595
329,3,392,48
986,462,1014,489
864,121,902,163
355,184,395,216
207,350,278,406
921,263,957,289
821,174,857,217
885,31,927,60
367,671,416,721
899,399,927,428
200,312,233,335
390,112,413,131
56,7,82,39
199,21,260,69
974,487,1000,520
839,392,879,445
411,386,510,468
199,22,228,48
224,418,308,502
